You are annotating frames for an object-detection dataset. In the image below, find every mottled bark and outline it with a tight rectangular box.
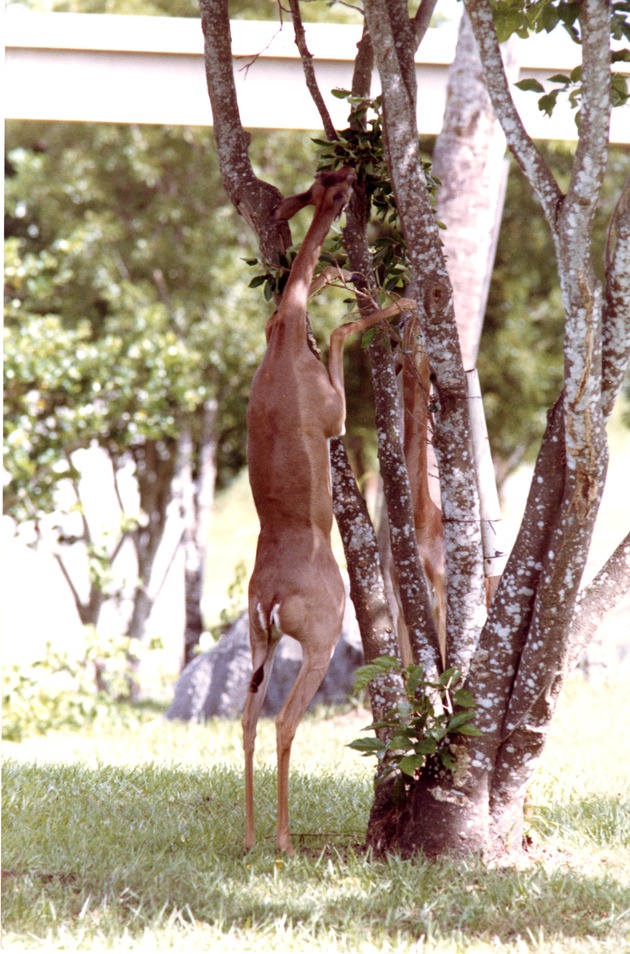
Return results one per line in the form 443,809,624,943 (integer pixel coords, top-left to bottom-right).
330,437,406,721
199,0,290,264
364,0,486,680
432,12,519,369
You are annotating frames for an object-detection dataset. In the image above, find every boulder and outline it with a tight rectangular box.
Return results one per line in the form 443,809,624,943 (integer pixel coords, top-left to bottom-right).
166,585,363,720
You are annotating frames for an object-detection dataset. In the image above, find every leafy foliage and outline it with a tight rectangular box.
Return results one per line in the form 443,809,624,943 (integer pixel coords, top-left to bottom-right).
500,1,630,120
491,0,630,45
349,656,482,799
314,91,442,295
2,630,162,741
4,122,264,519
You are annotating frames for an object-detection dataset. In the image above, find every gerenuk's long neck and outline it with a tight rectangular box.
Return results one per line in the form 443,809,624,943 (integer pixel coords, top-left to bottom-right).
275,204,337,336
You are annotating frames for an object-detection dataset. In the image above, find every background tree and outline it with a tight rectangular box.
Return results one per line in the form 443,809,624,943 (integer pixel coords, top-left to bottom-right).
200,0,630,859
4,122,267,664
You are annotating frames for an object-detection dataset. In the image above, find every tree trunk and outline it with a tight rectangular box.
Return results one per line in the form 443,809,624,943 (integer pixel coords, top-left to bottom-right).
359,0,626,860
178,399,218,667
127,439,178,643
432,12,519,370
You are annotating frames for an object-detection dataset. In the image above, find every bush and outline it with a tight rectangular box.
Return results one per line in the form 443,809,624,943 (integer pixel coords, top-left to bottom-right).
2,629,161,741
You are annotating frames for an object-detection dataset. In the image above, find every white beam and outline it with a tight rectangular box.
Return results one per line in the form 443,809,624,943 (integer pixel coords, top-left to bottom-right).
4,10,629,142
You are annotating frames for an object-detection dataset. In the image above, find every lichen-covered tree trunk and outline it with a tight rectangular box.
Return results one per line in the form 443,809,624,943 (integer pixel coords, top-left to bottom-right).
362,0,629,858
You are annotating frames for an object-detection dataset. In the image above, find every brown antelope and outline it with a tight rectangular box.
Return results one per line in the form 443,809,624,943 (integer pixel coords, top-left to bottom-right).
400,319,447,663
243,166,414,853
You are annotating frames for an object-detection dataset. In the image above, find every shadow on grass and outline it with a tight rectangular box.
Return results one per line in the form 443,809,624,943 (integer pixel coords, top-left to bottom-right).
3,760,629,949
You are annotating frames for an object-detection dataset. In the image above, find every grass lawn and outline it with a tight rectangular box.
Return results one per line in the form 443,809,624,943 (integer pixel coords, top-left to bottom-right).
2,677,629,952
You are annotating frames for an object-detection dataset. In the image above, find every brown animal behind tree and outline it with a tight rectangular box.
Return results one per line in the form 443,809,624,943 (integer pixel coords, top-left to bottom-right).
243,166,414,854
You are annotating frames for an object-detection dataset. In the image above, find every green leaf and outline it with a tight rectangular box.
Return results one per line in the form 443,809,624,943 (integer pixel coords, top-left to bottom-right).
515,78,545,94
611,74,629,108
414,737,438,755
447,711,476,732
540,4,560,32
405,664,426,698
399,754,426,777
439,668,462,689
538,90,560,117
439,750,457,771
352,655,400,694
389,732,413,751
347,737,386,755
548,73,571,86
452,688,476,709
455,723,484,737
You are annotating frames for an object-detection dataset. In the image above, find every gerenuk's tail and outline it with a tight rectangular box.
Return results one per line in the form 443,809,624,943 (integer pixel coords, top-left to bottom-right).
248,605,276,693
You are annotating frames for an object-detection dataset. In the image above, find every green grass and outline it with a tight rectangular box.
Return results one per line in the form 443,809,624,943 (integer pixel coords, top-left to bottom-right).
2,680,629,952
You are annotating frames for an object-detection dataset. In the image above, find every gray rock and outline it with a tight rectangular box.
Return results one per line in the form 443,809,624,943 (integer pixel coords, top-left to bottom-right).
166,584,363,720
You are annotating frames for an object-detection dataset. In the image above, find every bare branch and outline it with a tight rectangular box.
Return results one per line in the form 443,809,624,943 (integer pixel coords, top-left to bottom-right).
464,0,563,232
198,0,290,263
288,0,338,142
602,173,630,418
351,22,374,100
562,0,611,237
412,0,439,47
567,530,630,671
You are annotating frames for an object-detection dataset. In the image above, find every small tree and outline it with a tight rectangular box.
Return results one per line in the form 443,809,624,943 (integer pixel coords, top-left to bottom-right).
201,0,630,858
3,123,262,661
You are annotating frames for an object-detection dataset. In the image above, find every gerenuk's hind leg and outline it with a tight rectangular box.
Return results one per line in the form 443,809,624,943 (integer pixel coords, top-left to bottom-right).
275,639,336,855
242,610,278,852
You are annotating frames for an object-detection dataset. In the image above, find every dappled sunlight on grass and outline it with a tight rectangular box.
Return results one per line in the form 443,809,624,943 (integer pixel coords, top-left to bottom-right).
3,679,629,952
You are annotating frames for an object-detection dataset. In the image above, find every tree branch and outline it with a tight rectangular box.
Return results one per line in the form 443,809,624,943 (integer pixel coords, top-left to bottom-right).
567,530,630,671
562,0,611,239
288,0,338,142
198,0,290,263
464,0,563,233
602,173,630,419
412,0,439,47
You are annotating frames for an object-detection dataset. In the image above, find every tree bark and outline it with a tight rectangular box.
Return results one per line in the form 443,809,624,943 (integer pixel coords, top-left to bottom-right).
432,12,519,370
